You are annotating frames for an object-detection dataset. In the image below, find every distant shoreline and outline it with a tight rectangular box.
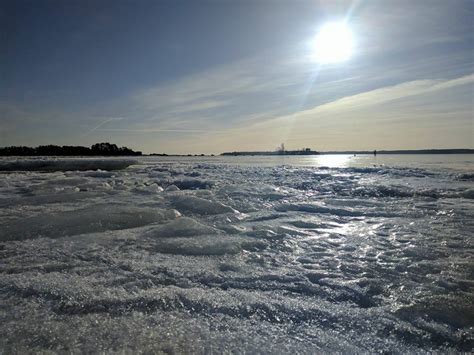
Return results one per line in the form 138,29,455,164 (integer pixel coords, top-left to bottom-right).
221,150,320,156
321,149,474,155
1,146,473,157
220,149,474,156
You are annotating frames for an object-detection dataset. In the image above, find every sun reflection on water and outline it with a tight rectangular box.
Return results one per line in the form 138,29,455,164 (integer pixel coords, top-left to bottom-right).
313,154,353,168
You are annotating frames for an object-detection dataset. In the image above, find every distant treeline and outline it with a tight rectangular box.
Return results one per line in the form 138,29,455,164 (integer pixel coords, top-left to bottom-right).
0,143,142,156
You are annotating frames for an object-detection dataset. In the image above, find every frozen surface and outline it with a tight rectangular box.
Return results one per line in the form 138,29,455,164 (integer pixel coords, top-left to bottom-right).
0,158,137,172
0,155,473,353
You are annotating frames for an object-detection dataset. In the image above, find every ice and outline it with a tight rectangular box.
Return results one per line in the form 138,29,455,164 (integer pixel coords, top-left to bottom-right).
276,202,365,216
165,184,180,191
0,190,101,208
455,172,474,181
170,194,239,215
143,217,220,238
171,178,214,190
82,170,116,178
150,235,245,255
0,205,179,241
459,188,474,199
0,156,473,353
0,158,137,172
142,217,261,255
133,183,164,194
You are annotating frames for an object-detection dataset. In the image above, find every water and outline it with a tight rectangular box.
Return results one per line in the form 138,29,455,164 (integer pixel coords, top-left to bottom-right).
0,155,473,353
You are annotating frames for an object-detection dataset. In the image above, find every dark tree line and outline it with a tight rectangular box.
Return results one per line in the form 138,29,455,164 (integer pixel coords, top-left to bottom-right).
0,143,142,156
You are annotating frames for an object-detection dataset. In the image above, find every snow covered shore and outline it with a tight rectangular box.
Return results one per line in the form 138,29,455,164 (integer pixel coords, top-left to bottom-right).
0,157,472,352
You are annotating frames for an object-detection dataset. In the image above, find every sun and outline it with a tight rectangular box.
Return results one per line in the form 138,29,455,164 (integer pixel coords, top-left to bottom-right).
312,22,353,64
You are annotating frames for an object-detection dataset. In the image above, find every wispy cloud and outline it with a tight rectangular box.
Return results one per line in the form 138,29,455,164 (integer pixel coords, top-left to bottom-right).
279,73,474,119
87,116,125,132
95,128,223,133
165,73,473,152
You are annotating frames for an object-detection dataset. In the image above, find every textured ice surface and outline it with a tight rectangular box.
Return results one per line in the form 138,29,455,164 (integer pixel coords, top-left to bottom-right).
0,156,473,353
1,205,179,241
170,194,239,215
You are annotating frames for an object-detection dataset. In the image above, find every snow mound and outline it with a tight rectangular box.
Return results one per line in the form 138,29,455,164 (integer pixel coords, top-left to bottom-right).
0,158,137,172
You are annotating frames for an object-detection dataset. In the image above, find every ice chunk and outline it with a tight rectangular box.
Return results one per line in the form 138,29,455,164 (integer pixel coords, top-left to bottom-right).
134,183,164,194
165,184,180,192
459,188,474,199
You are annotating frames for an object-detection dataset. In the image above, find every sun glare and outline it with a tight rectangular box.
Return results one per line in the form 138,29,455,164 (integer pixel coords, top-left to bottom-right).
312,22,353,64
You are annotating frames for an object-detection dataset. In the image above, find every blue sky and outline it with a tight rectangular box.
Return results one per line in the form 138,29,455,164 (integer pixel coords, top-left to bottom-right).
1,0,473,153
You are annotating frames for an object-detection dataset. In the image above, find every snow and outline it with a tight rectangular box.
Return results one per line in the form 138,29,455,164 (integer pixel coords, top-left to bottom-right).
0,155,473,353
